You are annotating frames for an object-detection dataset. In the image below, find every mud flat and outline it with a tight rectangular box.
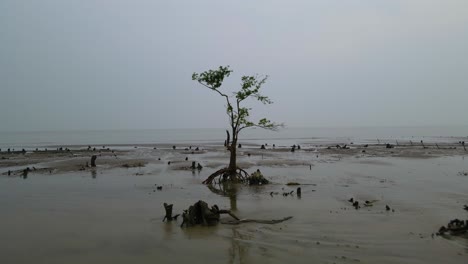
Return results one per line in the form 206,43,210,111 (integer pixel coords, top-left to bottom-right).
0,142,467,263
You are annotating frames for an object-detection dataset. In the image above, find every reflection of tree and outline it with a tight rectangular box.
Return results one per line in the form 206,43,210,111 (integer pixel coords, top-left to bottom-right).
228,227,249,264
91,169,97,179
162,219,174,240
207,182,239,211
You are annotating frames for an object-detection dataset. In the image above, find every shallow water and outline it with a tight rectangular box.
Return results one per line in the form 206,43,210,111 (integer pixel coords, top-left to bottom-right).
2,126,468,149
1,154,467,263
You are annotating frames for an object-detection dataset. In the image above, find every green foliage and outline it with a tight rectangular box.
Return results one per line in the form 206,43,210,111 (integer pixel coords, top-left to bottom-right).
192,66,232,89
192,66,282,135
247,170,269,185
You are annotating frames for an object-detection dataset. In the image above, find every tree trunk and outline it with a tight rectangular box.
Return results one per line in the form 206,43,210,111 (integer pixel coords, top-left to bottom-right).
225,130,230,147
227,139,237,176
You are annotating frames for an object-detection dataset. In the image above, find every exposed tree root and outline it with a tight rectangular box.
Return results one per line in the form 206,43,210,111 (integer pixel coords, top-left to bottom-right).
202,167,249,184
221,216,293,225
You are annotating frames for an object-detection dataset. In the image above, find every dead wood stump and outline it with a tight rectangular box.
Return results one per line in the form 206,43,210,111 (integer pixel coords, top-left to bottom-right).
90,155,97,167
180,200,221,227
166,200,292,228
163,203,180,222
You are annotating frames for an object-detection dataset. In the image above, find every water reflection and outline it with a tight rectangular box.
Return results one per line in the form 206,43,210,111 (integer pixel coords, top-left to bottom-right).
91,169,97,179
180,224,219,240
207,182,239,211
228,228,249,264
162,220,174,240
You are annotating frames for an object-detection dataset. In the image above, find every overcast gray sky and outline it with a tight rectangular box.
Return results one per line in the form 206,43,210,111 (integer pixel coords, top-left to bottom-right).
1,0,467,132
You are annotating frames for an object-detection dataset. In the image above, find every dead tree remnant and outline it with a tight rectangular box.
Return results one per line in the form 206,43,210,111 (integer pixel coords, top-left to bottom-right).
437,219,468,237
176,200,292,227
180,200,234,227
90,155,97,167
163,203,180,222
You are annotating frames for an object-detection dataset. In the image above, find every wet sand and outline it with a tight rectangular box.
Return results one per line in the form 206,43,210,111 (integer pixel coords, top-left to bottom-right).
0,143,467,263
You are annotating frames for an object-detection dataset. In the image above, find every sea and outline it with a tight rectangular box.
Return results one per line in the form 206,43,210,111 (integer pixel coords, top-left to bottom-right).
0,126,467,149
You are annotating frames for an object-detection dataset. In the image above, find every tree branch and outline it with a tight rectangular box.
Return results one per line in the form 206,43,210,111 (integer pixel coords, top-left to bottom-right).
238,122,284,133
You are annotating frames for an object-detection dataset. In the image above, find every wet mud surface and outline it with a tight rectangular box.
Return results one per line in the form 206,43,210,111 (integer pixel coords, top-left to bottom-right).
1,143,467,263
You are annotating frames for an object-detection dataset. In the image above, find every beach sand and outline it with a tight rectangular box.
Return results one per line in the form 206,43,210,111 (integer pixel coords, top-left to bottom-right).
0,142,467,263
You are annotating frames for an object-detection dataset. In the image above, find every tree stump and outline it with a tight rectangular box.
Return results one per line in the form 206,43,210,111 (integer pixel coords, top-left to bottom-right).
173,200,292,228
180,200,223,227
90,155,97,167
163,203,180,222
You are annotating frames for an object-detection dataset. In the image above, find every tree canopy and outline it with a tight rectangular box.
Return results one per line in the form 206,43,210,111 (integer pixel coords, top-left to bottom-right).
192,66,282,134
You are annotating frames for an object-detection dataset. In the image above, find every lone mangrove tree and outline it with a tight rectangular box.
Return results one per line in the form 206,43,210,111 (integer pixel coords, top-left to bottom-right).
192,66,282,184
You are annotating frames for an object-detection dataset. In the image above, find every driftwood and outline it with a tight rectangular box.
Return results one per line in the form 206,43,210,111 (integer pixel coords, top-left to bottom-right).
221,216,293,225
180,200,224,227
168,200,292,228
437,218,468,238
